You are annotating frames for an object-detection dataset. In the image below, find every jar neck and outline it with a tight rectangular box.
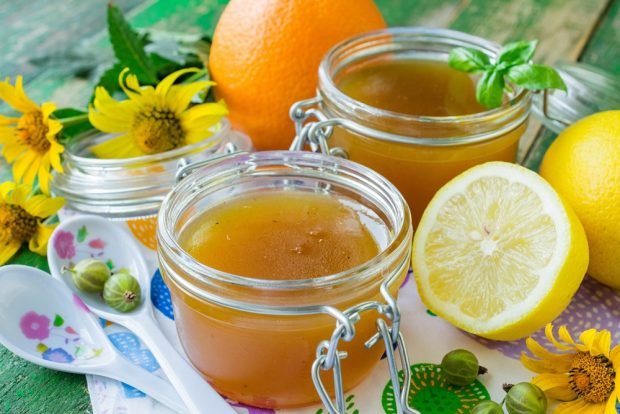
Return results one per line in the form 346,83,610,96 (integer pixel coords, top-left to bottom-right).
157,151,412,313
318,27,531,144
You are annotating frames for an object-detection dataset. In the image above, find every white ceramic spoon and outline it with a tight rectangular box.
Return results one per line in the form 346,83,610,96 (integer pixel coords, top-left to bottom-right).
0,265,186,413
47,215,235,414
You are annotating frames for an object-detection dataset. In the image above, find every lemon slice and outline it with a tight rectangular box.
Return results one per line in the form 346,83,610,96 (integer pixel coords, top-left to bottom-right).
412,162,589,340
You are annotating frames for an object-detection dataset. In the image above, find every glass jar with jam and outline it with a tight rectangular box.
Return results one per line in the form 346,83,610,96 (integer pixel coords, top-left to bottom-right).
157,151,414,411
291,27,531,224
51,119,251,252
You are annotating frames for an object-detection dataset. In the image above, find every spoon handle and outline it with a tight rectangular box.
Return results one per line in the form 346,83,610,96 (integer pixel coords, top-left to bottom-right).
124,314,236,414
100,355,187,413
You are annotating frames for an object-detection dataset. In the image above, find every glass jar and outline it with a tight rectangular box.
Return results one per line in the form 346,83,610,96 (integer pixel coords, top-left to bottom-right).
291,27,531,224
51,119,252,252
157,151,413,410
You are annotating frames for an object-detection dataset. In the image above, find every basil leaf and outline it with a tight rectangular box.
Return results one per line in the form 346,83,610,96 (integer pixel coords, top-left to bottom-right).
448,47,492,73
507,64,567,91
476,70,505,109
498,40,538,67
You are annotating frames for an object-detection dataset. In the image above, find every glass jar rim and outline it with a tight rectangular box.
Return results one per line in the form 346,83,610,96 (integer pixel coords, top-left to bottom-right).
157,150,412,293
318,27,531,132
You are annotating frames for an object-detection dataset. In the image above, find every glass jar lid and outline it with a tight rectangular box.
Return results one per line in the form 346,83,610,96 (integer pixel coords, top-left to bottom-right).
533,62,620,134
51,119,252,219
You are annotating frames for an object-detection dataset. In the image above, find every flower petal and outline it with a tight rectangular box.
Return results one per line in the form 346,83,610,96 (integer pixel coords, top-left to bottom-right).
0,76,38,113
531,373,576,401
12,151,36,183
526,337,564,360
0,126,17,143
23,195,64,218
546,324,577,351
0,115,19,125
604,392,618,414
521,351,574,374
40,102,57,119
2,142,25,163
29,223,57,255
0,182,16,200
89,134,143,159
554,399,593,414
155,68,201,97
166,80,215,114
37,159,52,195
0,239,22,265
180,101,228,125
7,184,31,206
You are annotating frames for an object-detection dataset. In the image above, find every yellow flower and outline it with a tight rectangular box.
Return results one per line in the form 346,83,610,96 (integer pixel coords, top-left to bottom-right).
88,68,228,158
0,76,64,195
521,324,619,414
0,182,64,265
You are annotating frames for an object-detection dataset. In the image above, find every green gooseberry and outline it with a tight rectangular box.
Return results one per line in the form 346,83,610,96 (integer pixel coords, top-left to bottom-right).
505,382,547,414
103,272,142,312
62,258,110,293
471,401,504,414
441,349,486,386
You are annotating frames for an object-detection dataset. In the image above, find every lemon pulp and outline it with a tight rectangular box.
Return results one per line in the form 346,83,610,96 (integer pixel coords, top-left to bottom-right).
413,162,589,340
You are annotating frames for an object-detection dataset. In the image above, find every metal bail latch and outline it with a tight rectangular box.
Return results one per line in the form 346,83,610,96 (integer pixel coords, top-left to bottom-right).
289,97,349,159
311,272,419,414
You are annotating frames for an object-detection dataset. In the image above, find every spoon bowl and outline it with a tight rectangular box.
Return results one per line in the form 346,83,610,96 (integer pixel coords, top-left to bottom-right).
0,265,185,413
48,215,235,414
47,215,151,320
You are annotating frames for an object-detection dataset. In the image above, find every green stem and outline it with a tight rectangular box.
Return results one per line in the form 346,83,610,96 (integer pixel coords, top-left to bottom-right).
57,114,90,127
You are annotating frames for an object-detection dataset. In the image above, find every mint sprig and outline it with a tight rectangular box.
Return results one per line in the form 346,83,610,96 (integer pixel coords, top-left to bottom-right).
448,40,567,109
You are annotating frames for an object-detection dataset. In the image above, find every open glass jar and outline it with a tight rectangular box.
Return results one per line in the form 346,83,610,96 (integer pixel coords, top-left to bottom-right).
157,151,414,411
51,119,251,251
291,27,531,224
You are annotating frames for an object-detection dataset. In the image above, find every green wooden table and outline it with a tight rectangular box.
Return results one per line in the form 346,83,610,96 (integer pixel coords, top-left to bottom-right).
1,0,619,412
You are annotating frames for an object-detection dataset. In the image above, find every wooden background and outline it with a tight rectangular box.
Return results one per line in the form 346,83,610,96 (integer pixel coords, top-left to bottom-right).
1,0,619,412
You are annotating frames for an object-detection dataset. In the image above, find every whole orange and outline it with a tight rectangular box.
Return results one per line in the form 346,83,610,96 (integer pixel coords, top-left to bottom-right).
209,0,386,150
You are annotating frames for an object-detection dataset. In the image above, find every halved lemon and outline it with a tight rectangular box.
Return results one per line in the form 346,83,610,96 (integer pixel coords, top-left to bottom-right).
412,162,589,340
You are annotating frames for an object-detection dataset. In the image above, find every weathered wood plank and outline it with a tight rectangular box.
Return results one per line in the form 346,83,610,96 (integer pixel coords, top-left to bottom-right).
523,0,620,170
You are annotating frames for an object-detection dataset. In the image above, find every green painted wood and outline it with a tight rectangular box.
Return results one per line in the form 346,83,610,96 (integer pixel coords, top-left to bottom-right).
523,0,620,171
1,0,618,412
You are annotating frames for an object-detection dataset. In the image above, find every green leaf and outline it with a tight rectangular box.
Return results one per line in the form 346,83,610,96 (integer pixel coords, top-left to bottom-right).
53,314,64,327
476,70,505,109
497,40,538,67
77,225,88,243
107,4,158,84
448,47,492,73
507,64,567,91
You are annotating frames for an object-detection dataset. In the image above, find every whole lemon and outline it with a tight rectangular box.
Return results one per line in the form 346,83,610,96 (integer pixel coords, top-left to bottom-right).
209,0,386,150
540,110,620,288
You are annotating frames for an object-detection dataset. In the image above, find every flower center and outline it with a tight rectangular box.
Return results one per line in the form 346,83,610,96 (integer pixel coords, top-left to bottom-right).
569,352,616,403
17,111,51,154
0,204,38,242
131,107,185,154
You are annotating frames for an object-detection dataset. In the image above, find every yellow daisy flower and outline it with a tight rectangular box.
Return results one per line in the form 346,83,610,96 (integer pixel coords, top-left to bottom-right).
0,76,64,195
521,324,619,414
0,182,64,265
88,67,228,158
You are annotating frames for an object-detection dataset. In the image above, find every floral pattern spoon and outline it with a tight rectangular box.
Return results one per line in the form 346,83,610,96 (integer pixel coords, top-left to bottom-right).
0,265,186,413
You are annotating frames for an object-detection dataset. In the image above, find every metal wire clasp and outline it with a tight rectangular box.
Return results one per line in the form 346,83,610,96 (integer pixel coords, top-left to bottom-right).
289,97,349,159
312,262,419,414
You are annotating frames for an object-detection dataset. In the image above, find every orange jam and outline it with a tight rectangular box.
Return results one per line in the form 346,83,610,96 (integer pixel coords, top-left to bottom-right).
183,191,379,279
337,59,486,117
310,29,531,226
163,190,406,408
